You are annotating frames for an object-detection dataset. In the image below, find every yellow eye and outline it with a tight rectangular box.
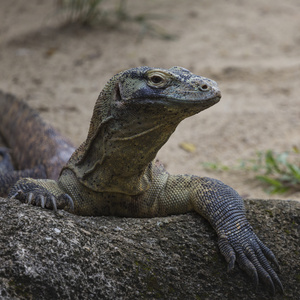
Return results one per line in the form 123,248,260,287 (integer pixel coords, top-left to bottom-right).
147,70,170,88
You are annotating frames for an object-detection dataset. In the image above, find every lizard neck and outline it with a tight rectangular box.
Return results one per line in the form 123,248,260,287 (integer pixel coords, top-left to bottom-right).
65,114,180,195
63,76,182,195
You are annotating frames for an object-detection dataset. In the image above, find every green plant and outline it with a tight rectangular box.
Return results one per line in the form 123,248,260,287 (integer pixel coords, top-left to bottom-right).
202,162,230,171
115,0,174,40
203,147,300,194
56,0,106,26
249,148,300,194
55,0,175,39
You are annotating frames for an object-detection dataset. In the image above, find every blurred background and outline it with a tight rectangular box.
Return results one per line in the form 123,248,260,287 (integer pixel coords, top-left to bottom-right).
0,0,299,200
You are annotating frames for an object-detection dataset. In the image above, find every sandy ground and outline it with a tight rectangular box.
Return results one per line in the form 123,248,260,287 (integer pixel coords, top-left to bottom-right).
0,0,299,201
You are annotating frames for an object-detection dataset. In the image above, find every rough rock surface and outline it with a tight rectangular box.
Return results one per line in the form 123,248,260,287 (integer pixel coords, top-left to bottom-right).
0,197,299,300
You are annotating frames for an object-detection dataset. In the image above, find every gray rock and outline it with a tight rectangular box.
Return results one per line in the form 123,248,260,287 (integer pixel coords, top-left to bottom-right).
0,197,299,299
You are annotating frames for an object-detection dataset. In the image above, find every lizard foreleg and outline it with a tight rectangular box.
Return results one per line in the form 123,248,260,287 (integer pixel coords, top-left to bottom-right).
146,174,283,294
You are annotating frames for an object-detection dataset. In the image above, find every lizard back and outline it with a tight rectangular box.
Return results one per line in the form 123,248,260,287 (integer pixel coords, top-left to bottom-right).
0,91,75,195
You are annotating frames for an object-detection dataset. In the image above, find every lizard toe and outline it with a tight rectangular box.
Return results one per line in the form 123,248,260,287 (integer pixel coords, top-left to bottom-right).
50,195,57,212
236,251,259,288
251,239,284,294
9,189,23,200
230,233,284,294
27,192,34,205
61,193,74,212
8,178,64,212
39,195,45,208
218,236,236,271
256,238,280,270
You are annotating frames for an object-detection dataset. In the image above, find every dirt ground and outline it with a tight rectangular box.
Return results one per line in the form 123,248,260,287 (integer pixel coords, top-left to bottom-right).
0,0,299,201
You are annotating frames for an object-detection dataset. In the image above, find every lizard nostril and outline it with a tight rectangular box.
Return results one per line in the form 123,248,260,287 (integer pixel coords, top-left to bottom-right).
200,84,209,92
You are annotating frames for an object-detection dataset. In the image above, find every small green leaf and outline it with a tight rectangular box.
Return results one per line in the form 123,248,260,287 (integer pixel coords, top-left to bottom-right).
269,186,289,194
265,150,282,174
287,164,300,181
256,175,283,187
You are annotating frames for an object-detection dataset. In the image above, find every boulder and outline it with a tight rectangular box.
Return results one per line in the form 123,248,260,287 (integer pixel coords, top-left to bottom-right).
0,197,299,299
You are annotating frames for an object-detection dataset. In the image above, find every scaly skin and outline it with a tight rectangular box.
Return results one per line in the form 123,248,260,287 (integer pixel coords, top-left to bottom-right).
7,67,283,294
0,91,75,196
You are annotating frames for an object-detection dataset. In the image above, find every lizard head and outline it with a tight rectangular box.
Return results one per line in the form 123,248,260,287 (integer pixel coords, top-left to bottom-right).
91,66,221,128
83,66,222,161
114,66,221,116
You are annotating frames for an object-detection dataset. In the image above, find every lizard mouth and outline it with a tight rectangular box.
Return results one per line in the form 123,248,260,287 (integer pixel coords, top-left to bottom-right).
122,87,221,111
158,93,221,108
127,95,221,111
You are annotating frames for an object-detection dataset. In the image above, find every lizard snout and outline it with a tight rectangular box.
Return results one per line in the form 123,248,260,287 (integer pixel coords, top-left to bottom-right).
199,83,210,92
195,78,218,92
197,78,221,99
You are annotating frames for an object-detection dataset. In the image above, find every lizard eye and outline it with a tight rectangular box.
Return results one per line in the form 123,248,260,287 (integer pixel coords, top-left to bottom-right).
147,70,170,88
150,75,163,84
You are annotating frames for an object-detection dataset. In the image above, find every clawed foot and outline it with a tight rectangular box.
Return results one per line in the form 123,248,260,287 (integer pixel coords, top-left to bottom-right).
8,178,74,213
218,224,284,295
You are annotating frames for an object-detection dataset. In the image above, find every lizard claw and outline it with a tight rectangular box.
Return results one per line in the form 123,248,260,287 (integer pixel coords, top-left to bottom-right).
10,189,22,200
39,194,45,208
27,192,34,205
50,195,57,212
8,178,73,213
218,226,284,295
218,235,236,271
62,193,74,212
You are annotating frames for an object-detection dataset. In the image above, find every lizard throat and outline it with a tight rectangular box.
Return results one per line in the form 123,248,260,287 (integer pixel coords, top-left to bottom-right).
64,117,179,196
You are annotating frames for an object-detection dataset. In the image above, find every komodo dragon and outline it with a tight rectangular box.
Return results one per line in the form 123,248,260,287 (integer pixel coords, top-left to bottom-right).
0,66,283,294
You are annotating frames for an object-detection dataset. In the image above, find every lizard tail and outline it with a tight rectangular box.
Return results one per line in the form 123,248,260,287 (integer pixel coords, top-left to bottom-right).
0,91,41,151
0,90,75,177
